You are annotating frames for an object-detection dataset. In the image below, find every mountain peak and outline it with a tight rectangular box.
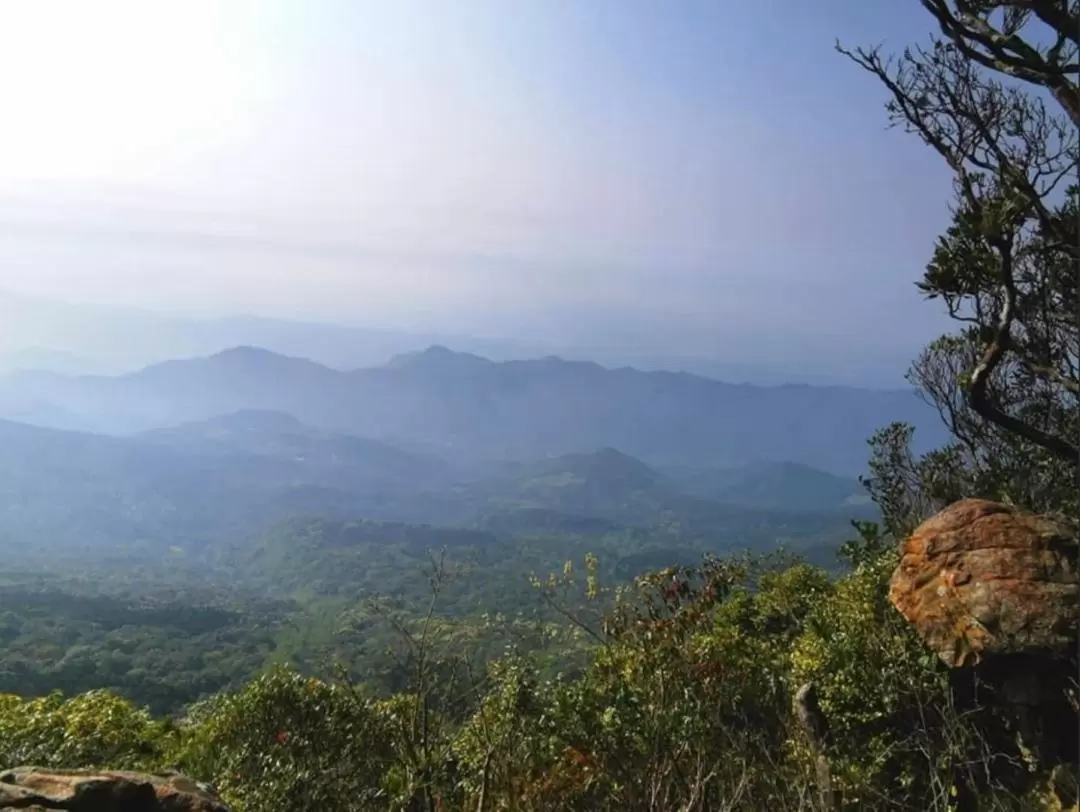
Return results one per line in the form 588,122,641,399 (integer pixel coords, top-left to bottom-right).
386,345,493,372
209,346,294,364
163,346,333,376
540,447,663,486
127,346,337,399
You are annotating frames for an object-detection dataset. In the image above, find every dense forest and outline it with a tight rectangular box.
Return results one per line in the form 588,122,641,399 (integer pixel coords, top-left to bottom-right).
1,2,1078,811
0,397,871,711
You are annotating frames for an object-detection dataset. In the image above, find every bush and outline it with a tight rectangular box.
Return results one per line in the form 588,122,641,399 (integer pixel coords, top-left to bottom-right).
174,666,393,812
0,689,172,770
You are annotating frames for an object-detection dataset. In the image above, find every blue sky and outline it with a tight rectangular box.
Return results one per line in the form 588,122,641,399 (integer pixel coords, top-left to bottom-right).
0,1,958,383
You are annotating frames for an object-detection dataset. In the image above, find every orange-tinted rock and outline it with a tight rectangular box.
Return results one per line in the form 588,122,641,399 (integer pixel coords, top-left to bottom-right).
889,499,1079,668
0,768,230,812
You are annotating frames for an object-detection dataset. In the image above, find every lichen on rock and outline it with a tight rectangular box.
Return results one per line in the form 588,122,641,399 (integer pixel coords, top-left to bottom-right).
889,498,1078,668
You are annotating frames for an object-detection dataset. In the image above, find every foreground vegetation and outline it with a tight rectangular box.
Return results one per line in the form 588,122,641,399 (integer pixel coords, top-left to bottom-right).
1,533,1074,811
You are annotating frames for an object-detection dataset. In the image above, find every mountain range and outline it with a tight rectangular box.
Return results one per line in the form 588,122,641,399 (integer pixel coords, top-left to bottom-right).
0,405,875,560
0,289,916,386
0,349,908,714
0,345,946,475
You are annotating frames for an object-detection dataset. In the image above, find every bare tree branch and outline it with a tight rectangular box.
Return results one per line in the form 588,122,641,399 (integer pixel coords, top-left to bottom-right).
921,0,1080,124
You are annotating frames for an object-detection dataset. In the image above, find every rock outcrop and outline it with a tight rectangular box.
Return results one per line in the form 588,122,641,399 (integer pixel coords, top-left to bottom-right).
0,768,230,812
890,498,1078,669
890,498,1079,785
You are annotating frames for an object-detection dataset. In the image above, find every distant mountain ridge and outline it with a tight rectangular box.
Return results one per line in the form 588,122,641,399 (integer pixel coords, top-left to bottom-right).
0,413,466,557
0,345,948,475
0,414,876,564
665,460,866,511
0,289,918,386
139,410,454,486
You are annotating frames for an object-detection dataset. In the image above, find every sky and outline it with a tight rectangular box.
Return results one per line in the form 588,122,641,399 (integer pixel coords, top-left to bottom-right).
0,1,959,382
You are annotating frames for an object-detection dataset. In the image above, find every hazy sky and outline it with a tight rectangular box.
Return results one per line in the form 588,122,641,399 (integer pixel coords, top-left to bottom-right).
0,1,956,373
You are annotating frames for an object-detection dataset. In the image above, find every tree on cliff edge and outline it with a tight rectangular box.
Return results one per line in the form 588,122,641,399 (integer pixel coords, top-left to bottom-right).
841,1,1079,524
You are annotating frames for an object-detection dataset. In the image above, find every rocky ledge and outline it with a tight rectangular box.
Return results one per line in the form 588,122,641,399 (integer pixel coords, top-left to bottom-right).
0,767,230,812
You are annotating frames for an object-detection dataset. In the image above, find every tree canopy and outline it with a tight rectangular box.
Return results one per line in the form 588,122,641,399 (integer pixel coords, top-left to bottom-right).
840,0,1079,526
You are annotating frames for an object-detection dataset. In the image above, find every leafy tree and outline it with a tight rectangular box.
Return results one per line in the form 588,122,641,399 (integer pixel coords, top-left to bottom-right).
833,9,1080,805
0,690,173,770
465,554,836,810
861,423,974,537
838,0,1079,518
174,667,393,812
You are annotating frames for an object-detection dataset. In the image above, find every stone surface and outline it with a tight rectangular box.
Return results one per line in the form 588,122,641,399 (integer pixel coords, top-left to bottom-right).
889,498,1078,668
0,767,230,812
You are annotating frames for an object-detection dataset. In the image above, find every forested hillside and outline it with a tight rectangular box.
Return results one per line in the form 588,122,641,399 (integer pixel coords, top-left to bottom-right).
0,389,871,718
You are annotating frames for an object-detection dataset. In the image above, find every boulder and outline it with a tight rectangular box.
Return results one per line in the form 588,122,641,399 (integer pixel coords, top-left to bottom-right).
889,498,1078,668
891,498,1080,784
0,767,230,812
